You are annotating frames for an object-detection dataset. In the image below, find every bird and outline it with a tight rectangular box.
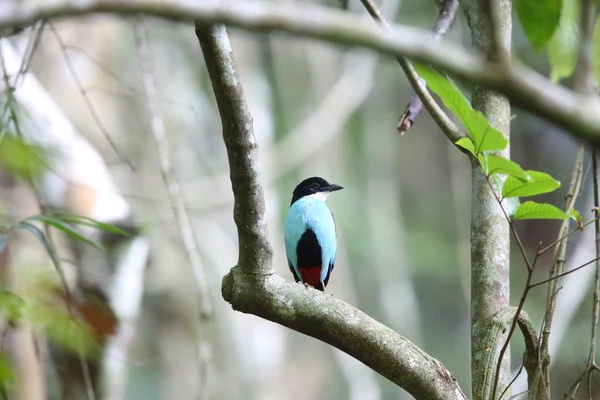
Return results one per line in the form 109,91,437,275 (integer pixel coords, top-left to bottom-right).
284,177,343,291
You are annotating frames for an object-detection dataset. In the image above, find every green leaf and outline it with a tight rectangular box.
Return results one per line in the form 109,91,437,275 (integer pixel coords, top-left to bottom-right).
513,201,569,220
486,155,530,180
0,135,48,182
548,0,580,82
0,355,15,398
25,215,103,252
0,289,26,323
478,153,487,172
47,212,131,237
27,305,97,358
456,137,475,154
569,208,582,221
593,16,600,84
515,0,562,51
476,126,508,153
412,63,507,152
502,170,561,198
13,221,60,267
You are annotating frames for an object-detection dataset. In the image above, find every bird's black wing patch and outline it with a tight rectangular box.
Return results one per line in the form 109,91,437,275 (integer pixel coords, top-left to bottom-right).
297,229,322,268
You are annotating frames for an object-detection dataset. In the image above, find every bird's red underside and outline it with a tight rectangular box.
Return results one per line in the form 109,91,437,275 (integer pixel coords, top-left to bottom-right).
298,266,321,287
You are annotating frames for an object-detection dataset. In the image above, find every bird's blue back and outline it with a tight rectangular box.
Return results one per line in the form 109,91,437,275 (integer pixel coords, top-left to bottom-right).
284,197,337,283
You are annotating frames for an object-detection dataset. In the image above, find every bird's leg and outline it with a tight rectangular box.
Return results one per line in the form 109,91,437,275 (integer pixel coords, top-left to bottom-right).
302,282,312,289
320,281,326,293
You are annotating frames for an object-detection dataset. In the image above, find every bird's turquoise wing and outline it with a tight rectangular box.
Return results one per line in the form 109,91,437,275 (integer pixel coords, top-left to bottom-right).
303,201,337,283
284,201,306,280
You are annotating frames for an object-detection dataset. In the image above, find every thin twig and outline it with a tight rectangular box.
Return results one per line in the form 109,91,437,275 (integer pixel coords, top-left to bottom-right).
397,0,459,134
538,218,598,256
15,20,45,87
134,19,213,400
529,256,600,289
357,0,462,143
47,24,135,171
534,143,586,397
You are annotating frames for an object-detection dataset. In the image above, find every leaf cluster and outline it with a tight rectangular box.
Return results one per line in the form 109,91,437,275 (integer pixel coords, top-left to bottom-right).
413,63,582,223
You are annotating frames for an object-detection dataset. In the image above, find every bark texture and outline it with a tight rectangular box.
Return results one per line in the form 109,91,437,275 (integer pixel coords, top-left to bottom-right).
467,1,512,398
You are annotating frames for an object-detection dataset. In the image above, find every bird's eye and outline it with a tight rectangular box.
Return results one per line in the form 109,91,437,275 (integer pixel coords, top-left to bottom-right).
310,183,320,189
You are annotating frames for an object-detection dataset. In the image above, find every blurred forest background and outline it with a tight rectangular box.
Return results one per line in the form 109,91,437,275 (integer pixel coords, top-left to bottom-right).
0,0,598,399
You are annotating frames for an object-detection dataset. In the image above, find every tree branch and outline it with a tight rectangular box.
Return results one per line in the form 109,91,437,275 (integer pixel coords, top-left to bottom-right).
398,0,459,135
2,1,600,144
358,0,462,142
196,22,467,400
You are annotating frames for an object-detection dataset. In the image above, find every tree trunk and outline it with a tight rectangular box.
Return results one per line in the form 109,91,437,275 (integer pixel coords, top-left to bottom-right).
467,1,512,399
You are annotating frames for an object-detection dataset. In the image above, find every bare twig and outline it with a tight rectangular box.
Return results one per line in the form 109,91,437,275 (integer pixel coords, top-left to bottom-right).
47,24,135,171
398,0,459,134
542,3,596,395
538,218,598,256
530,256,600,289
134,19,213,400
564,145,600,399
534,143,585,398
358,0,462,143
196,22,466,400
4,1,600,143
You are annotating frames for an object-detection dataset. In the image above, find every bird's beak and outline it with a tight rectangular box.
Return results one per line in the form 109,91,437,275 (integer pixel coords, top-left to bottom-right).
326,184,344,192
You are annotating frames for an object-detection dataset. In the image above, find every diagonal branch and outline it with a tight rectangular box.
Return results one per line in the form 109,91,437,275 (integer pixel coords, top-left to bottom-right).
195,22,467,400
398,0,459,135
358,0,461,142
2,1,600,144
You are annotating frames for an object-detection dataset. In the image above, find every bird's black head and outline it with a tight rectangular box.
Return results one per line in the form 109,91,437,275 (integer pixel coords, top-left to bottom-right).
290,176,343,205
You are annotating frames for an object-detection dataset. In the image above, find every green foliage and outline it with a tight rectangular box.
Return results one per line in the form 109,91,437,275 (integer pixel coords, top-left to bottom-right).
456,137,475,155
0,136,48,182
0,355,15,399
28,304,97,358
13,213,131,256
24,215,103,252
515,0,562,51
501,171,561,198
548,0,580,82
412,63,507,152
414,63,576,222
0,289,26,323
513,201,569,220
47,212,132,237
0,213,131,359
13,221,61,266
486,155,529,181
